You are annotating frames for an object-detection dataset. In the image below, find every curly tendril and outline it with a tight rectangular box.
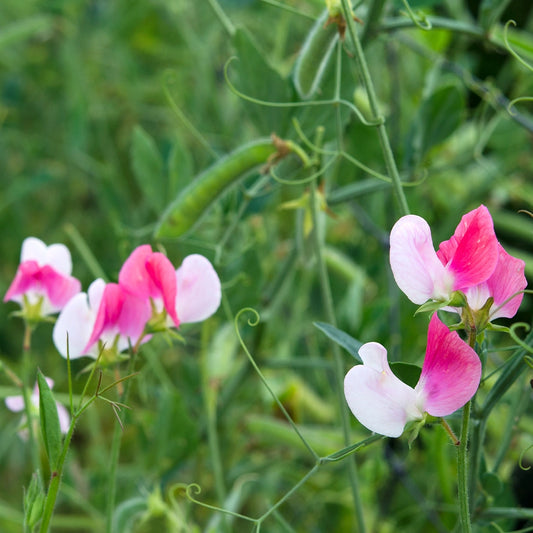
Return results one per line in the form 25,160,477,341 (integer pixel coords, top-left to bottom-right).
508,323,533,355
401,0,432,30
519,443,533,471
223,57,384,128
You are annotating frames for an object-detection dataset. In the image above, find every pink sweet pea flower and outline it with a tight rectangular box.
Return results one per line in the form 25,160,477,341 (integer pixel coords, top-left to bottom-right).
175,254,222,324
5,377,70,439
390,206,499,305
118,245,180,328
53,279,150,359
4,237,81,317
462,244,526,321
344,314,481,438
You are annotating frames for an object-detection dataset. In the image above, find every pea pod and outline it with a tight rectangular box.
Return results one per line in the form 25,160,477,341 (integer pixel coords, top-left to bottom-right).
293,9,339,100
155,139,276,238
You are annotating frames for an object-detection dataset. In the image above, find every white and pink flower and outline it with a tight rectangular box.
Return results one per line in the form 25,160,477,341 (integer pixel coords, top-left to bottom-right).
344,314,481,438
4,237,81,317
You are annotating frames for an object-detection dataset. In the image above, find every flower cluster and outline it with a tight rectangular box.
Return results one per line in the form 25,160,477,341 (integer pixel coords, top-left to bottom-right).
344,206,527,438
5,238,222,362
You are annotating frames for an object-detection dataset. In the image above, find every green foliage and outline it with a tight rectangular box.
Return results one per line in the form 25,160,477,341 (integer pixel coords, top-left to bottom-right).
1,0,533,531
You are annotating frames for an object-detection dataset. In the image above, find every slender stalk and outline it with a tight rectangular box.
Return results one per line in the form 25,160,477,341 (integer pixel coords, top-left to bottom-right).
340,0,410,217
21,324,41,483
105,353,138,533
309,181,366,532
206,0,235,37
456,329,477,533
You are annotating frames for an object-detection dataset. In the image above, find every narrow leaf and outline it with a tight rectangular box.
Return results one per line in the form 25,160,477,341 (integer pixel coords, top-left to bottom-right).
313,322,362,361
37,370,62,470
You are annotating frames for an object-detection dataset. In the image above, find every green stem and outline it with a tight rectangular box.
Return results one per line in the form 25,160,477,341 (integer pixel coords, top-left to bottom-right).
21,324,41,483
457,400,472,533
309,181,366,532
361,0,388,44
105,354,138,533
340,0,410,217
457,329,477,533
206,0,235,37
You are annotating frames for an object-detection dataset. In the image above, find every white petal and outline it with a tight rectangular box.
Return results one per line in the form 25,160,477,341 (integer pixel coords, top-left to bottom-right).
20,237,47,263
53,292,96,359
344,342,422,438
175,255,221,323
45,243,73,275
390,216,449,304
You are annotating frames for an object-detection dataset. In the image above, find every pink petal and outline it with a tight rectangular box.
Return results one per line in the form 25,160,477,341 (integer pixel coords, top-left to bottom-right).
40,265,81,309
416,314,481,416
486,245,527,320
437,206,499,291
53,290,98,359
390,215,449,304
145,252,179,326
117,291,152,341
5,395,25,412
344,342,422,438
20,238,73,275
175,255,221,323
3,261,40,302
84,283,125,352
118,245,155,300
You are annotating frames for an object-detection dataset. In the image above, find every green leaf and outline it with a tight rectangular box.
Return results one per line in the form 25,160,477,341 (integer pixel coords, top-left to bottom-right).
23,473,45,530
232,27,292,135
131,125,165,213
390,362,422,388
313,322,362,361
37,370,62,471
481,471,503,497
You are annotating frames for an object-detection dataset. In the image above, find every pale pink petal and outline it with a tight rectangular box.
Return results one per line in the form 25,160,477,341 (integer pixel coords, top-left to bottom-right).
344,342,422,438
390,215,449,304
486,245,527,320
20,237,48,263
416,314,481,417
175,255,221,323
118,245,154,300
5,395,25,412
56,403,71,434
437,205,498,291
53,291,97,359
145,252,179,326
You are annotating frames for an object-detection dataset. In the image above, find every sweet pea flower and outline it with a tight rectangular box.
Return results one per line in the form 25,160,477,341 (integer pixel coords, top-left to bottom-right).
390,206,499,306
4,237,81,318
118,245,180,328
5,377,70,439
53,279,150,360
462,243,526,322
344,314,481,438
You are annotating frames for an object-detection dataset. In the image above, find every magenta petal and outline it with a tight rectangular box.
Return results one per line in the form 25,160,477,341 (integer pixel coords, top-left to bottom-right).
40,265,81,308
118,291,151,340
487,245,527,320
344,342,422,438
145,252,179,326
416,314,481,417
85,283,125,352
175,255,221,323
437,206,499,291
118,245,154,299
390,215,449,304
3,261,40,302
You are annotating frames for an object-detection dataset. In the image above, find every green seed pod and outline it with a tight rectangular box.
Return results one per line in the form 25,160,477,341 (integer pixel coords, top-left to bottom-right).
155,139,276,239
293,9,339,100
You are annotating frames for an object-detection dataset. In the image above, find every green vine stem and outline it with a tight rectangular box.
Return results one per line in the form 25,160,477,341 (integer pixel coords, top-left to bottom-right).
309,180,366,532
339,0,410,217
